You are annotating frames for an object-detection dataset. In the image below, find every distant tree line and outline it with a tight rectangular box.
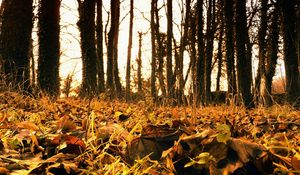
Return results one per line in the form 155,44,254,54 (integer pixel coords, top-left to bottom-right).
0,0,299,107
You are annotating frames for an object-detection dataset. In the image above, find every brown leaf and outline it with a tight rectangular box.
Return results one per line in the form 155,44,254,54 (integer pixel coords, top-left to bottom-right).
57,115,77,132
228,138,266,163
16,121,39,131
0,167,9,175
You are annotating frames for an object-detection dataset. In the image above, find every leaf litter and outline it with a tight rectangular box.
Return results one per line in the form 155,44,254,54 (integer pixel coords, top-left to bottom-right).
0,92,299,174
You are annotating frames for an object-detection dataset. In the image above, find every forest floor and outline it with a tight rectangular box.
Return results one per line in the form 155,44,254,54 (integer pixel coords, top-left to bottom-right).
0,91,299,175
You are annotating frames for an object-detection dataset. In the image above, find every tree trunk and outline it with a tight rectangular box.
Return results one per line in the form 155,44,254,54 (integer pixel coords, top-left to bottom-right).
189,12,197,106
166,0,174,98
137,32,143,94
96,0,105,93
38,0,60,96
216,0,224,92
205,0,215,104
224,0,236,97
150,0,157,101
279,0,299,105
0,0,33,92
264,8,279,107
107,0,122,97
178,0,191,104
78,0,98,97
255,0,268,104
154,3,166,97
125,0,134,101
196,0,205,105
235,0,253,107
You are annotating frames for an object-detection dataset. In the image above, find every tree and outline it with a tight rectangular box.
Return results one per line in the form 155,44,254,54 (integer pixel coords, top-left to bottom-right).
279,0,299,105
126,0,134,101
216,0,224,92
107,0,122,97
235,0,253,107
154,2,166,97
96,0,105,93
224,0,236,97
38,0,60,96
196,0,205,105
77,0,97,97
177,0,191,104
204,0,215,103
150,0,157,101
166,0,174,98
255,0,268,103
0,0,33,92
136,32,143,94
264,8,279,106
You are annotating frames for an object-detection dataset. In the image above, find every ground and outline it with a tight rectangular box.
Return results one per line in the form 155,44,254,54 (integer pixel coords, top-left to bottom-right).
0,92,299,175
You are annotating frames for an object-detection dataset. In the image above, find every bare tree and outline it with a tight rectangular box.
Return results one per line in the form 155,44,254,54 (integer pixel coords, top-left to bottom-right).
126,0,134,101
196,0,205,105
96,0,105,93
107,0,122,97
38,0,61,96
77,0,98,97
204,0,216,103
224,0,236,97
166,0,174,98
0,0,33,92
150,0,157,101
279,0,299,105
235,0,254,107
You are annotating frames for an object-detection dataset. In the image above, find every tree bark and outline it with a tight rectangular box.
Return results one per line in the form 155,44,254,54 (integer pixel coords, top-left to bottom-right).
235,0,254,107
196,0,205,105
204,0,215,103
125,0,134,101
255,0,268,104
150,0,157,101
178,0,191,104
224,0,236,96
0,0,33,92
96,0,105,93
264,8,279,107
154,3,166,97
38,0,60,96
107,0,122,97
137,32,143,94
166,0,174,98
279,0,299,105
216,0,224,92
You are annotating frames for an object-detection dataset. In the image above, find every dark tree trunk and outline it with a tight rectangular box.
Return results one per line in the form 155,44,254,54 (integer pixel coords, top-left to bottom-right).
0,0,33,92
125,0,134,101
178,0,191,104
279,0,299,105
235,0,254,107
77,0,97,97
265,8,279,107
150,0,157,101
137,32,143,94
189,12,197,106
166,0,174,97
112,0,122,97
96,0,105,93
107,0,122,97
38,0,60,96
204,0,215,104
224,0,236,96
196,0,205,105
154,3,166,97
255,0,268,103
216,0,224,92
